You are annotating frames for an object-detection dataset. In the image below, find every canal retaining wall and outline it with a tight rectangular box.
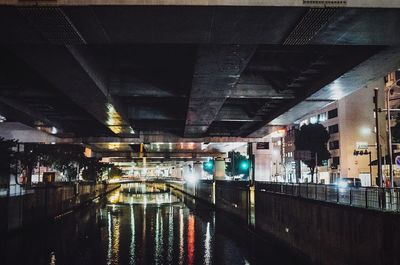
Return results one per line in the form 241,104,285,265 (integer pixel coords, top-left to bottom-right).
215,180,249,223
194,180,214,204
255,188,400,265
169,180,400,265
1,182,120,233
168,180,249,223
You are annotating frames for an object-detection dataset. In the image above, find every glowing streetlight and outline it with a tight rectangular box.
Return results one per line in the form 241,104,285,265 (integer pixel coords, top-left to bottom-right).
360,127,371,136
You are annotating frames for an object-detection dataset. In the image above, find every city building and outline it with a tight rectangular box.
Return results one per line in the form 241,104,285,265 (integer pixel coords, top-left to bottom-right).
283,125,300,183
282,79,388,186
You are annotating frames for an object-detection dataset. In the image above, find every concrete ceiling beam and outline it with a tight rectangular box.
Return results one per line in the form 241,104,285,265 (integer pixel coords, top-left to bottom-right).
3,0,400,8
247,45,382,136
232,83,295,99
0,122,58,143
94,151,225,158
64,134,268,144
0,96,62,129
267,46,400,127
66,45,133,133
106,157,210,163
184,44,257,137
10,45,133,136
109,78,184,98
128,106,184,120
215,105,261,122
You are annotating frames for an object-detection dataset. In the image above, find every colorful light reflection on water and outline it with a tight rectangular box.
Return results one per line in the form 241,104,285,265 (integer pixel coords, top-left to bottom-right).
3,183,308,265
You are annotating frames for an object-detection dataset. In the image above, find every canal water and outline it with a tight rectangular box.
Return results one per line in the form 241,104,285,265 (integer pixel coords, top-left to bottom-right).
2,183,308,265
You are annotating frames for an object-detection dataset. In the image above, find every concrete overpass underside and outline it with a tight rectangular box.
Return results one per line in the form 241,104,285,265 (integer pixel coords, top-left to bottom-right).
1,3,400,158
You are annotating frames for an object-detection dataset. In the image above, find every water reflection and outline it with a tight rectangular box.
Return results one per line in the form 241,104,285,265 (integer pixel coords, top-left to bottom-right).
103,183,251,265
187,214,195,265
204,222,212,265
3,183,308,265
129,206,135,264
108,183,179,205
101,184,255,265
121,183,169,194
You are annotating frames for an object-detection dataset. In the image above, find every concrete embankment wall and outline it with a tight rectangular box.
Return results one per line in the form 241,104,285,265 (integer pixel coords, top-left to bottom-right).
169,180,400,265
1,182,120,233
255,190,400,265
215,180,249,223
168,180,249,223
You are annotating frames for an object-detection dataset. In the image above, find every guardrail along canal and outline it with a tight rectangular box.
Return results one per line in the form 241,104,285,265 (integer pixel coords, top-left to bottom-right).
3,183,307,265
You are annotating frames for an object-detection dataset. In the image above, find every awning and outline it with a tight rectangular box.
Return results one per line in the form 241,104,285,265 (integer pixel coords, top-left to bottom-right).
369,154,398,166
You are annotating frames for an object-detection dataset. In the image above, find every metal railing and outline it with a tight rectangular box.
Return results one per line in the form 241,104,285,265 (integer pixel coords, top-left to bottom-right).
1,182,120,232
0,184,35,198
256,182,400,212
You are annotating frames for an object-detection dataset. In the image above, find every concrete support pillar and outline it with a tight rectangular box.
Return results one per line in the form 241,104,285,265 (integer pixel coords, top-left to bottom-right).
193,162,203,180
214,157,225,180
182,162,195,195
182,162,193,180
171,165,183,179
252,142,272,182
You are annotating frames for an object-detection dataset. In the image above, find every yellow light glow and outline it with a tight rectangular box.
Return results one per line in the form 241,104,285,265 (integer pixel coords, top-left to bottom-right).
108,178,121,183
105,103,135,134
84,147,93,158
107,142,121,150
108,190,121,204
106,104,124,134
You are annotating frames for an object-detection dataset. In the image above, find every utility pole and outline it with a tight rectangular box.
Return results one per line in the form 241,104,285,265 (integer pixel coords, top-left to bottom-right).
315,151,318,183
369,151,372,186
247,143,255,185
231,151,235,177
374,88,383,187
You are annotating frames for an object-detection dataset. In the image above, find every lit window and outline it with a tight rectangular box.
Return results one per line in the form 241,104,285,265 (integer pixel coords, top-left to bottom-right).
310,116,318,124
318,112,327,122
300,119,309,126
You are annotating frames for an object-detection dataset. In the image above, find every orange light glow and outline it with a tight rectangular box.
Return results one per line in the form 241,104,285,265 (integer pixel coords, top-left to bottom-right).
84,147,92,158
187,214,195,265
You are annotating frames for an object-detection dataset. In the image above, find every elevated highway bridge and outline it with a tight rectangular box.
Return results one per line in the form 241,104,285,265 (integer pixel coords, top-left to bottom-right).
1,1,400,159
1,2,400,265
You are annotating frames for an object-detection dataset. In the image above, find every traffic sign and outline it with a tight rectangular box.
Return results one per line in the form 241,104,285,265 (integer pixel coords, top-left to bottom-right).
256,142,269,149
356,142,369,149
396,156,400,168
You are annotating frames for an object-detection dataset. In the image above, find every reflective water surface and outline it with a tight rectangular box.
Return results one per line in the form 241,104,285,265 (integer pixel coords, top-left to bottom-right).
3,184,308,265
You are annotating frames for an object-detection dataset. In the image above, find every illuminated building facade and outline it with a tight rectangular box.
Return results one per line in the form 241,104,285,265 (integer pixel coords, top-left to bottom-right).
283,78,387,185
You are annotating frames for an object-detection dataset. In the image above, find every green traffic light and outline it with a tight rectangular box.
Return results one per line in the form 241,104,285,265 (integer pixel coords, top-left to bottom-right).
240,160,249,170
